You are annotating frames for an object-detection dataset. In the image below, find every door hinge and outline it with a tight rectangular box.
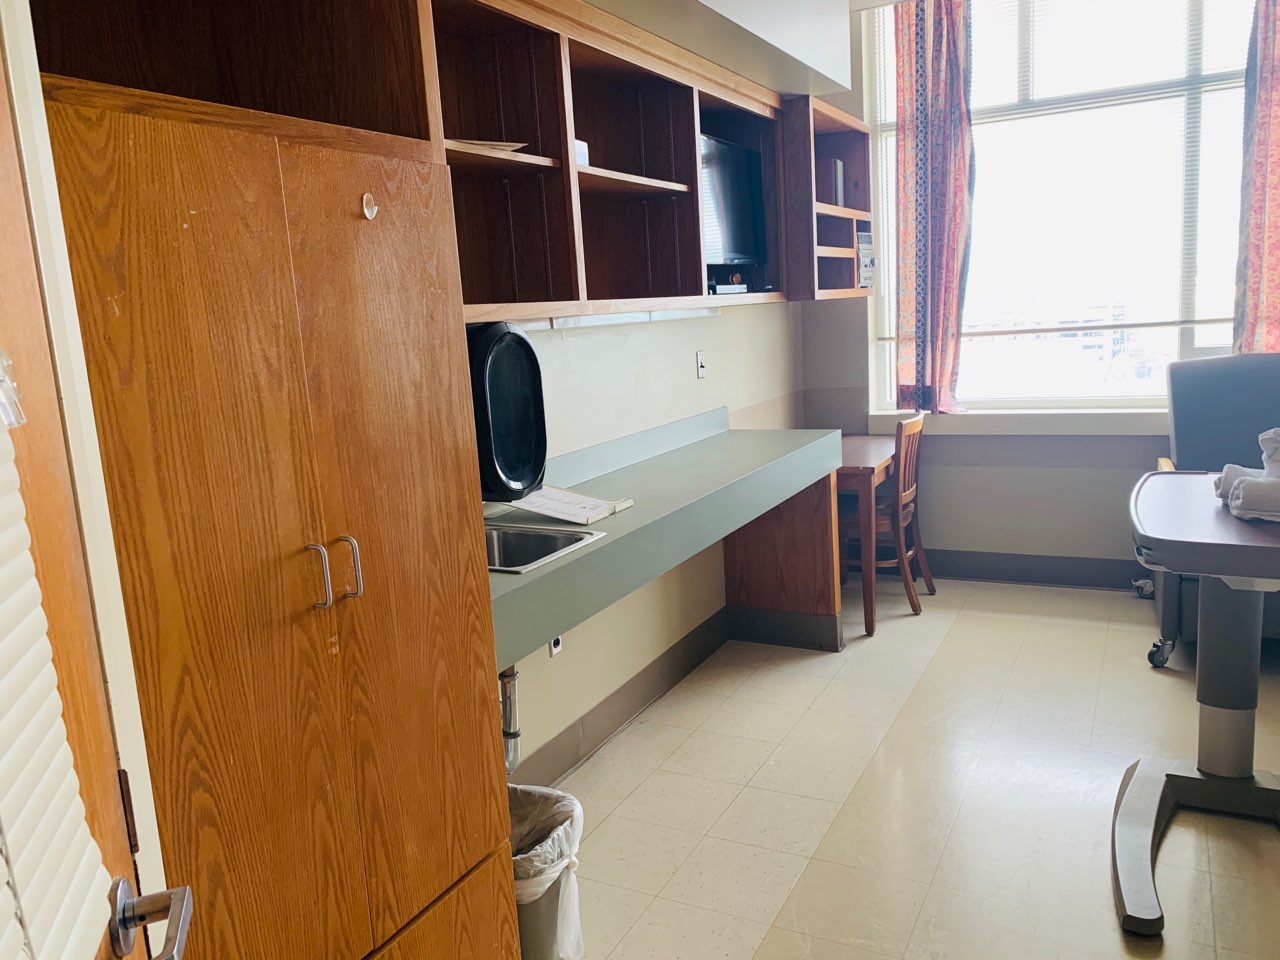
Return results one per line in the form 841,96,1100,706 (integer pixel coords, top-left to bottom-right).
118,768,140,855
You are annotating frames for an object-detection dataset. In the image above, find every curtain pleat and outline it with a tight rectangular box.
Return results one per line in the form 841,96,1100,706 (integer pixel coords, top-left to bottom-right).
1234,0,1280,353
895,0,975,412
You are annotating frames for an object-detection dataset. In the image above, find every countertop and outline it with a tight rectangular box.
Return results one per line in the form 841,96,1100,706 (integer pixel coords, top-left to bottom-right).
489,416,842,669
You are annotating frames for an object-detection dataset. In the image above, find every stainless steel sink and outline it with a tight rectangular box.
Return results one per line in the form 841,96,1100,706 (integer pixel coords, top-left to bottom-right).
484,523,605,574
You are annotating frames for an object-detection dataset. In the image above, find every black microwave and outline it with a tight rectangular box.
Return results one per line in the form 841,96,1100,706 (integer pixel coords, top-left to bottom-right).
466,322,548,502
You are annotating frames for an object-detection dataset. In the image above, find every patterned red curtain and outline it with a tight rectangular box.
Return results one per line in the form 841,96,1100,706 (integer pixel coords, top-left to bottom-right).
1234,0,1280,353
895,0,974,413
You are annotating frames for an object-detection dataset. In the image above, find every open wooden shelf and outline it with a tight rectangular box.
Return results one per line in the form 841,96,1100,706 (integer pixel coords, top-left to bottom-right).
463,290,787,324
812,98,871,136
570,39,701,300
434,0,578,305
30,0,435,140
444,140,560,173
698,90,782,297
815,245,856,259
814,201,872,220
815,287,870,300
578,165,689,197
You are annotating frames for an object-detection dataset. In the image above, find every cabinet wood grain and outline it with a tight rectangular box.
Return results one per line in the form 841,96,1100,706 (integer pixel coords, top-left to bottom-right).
724,474,841,616
47,101,371,960
278,143,508,943
373,845,519,960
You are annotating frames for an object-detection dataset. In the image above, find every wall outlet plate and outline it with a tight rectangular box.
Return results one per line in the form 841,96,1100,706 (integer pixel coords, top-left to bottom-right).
696,350,707,380
548,636,563,657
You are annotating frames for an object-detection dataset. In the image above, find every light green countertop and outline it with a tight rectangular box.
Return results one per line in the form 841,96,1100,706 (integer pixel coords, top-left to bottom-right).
489,416,841,669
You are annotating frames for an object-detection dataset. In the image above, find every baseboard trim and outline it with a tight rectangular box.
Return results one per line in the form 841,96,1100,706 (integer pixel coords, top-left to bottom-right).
928,549,1145,590
726,605,843,652
511,608,731,787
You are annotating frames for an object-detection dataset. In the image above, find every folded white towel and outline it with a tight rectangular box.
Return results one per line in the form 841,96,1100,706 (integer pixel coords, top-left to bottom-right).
1215,463,1265,499
1228,476,1280,522
1260,427,1280,478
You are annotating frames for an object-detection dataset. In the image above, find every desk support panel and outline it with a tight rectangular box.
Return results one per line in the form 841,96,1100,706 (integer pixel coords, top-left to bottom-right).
724,474,842,651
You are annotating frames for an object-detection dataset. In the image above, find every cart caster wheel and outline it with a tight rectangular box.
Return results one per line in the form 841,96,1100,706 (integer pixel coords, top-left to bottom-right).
1132,578,1155,600
1148,642,1172,668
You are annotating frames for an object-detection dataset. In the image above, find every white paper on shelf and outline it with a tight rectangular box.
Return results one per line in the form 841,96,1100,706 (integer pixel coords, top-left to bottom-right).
515,485,634,525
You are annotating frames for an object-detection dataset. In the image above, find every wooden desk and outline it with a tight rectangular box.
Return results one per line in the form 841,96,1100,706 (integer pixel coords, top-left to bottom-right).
837,435,897,636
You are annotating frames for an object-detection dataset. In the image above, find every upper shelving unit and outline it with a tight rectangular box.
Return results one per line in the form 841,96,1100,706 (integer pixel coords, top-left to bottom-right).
37,0,873,321
783,96,873,301
432,0,578,306
568,40,704,301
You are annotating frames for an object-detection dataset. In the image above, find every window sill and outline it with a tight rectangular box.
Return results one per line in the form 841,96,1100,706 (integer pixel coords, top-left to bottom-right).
867,408,1170,437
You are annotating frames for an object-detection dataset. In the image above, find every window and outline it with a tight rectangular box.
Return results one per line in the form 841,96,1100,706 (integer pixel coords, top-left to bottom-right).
867,0,1255,409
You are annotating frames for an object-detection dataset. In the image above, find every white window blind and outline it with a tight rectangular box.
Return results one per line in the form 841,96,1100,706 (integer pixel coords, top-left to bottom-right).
867,0,1256,408
0,425,111,960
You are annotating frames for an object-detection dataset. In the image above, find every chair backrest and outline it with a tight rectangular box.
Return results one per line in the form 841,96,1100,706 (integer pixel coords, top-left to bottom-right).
894,413,926,508
1168,354,1280,471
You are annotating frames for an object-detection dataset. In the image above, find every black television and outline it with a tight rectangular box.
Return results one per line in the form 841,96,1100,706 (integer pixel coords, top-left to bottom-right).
699,134,765,266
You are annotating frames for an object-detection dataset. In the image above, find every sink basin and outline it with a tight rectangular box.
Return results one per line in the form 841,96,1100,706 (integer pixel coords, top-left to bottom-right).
484,523,605,574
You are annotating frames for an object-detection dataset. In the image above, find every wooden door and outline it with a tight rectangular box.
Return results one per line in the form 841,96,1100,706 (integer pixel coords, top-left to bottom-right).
1,73,136,960
278,143,509,943
46,101,371,960
373,847,519,960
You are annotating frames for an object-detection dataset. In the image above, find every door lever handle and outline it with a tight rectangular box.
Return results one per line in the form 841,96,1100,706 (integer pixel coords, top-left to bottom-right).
108,877,193,960
337,535,364,599
306,543,334,608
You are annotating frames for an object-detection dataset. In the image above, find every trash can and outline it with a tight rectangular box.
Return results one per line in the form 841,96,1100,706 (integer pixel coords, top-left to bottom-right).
510,784,584,960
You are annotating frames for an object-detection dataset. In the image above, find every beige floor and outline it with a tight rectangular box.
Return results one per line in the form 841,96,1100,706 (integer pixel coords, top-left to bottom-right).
563,578,1280,959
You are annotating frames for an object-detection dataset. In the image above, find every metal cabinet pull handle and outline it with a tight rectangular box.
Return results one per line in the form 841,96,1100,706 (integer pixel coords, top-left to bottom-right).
306,543,334,608
108,877,193,960
337,535,364,599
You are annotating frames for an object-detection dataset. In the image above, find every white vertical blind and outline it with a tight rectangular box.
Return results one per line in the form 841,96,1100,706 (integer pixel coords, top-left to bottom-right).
0,426,111,960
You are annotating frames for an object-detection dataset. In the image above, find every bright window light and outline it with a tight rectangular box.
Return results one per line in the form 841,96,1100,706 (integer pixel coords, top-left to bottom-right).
866,0,1255,409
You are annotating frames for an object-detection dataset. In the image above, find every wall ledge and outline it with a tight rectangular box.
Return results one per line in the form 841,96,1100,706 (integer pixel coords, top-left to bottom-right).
868,408,1170,437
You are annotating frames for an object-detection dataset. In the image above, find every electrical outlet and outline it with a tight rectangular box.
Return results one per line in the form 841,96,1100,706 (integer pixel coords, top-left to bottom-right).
696,350,707,380
548,636,563,657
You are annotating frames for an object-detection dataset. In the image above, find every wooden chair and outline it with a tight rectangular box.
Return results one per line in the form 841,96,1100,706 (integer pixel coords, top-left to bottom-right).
838,413,936,614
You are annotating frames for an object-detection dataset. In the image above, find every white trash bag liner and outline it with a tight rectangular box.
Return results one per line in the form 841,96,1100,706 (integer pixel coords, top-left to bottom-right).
510,784,584,960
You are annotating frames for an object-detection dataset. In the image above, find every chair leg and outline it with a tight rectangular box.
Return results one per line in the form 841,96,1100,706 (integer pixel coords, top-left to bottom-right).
911,515,937,595
895,521,922,615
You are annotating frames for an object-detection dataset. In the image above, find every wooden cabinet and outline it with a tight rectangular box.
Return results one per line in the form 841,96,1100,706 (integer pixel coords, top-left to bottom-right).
47,82,512,960
375,846,520,960
47,98,371,960
279,143,509,940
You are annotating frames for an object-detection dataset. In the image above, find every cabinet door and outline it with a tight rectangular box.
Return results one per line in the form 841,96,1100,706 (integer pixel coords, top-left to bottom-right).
47,102,370,960
376,846,519,960
279,143,509,942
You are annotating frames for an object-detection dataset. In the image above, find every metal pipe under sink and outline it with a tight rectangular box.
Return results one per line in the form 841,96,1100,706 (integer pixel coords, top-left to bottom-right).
499,666,520,775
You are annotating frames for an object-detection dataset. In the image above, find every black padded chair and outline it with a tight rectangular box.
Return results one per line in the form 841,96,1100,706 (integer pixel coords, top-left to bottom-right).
1149,353,1280,666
